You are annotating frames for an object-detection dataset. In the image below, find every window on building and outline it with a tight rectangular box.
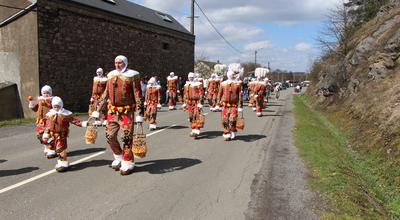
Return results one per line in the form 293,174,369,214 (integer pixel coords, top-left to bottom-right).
102,0,116,4
162,42,170,50
156,12,172,23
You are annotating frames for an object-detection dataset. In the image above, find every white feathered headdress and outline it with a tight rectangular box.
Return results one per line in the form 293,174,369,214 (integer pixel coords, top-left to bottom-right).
228,63,244,79
255,67,269,78
214,64,227,75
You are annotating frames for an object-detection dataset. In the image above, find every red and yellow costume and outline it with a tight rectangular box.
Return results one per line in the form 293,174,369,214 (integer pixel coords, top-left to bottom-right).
248,80,256,108
28,85,53,157
95,56,144,175
167,73,178,110
43,96,82,172
218,69,243,141
145,78,161,130
183,73,204,138
253,68,270,117
207,74,220,111
90,74,108,122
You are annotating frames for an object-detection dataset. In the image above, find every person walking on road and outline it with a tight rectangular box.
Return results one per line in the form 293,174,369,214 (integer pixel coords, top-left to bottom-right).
91,55,144,175
217,65,244,141
144,77,161,131
182,72,205,139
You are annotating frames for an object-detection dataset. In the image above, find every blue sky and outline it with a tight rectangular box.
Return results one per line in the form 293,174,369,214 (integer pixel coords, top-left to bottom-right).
128,0,338,72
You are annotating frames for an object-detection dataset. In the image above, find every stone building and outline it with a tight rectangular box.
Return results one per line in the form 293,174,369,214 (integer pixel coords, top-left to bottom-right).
0,0,194,118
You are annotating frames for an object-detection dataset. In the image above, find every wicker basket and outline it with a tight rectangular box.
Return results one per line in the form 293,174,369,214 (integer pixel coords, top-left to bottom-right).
85,125,97,144
196,113,205,128
236,112,245,130
132,124,147,158
88,103,95,116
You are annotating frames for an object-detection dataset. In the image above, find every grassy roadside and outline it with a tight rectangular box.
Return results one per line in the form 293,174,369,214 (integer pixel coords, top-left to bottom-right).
293,95,400,219
0,118,36,127
0,113,87,128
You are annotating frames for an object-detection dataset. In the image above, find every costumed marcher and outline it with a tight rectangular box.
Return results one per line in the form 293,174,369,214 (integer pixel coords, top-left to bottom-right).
28,85,54,158
144,77,161,131
212,64,227,111
90,68,108,126
248,78,256,108
206,73,219,111
91,55,144,175
182,72,205,139
217,66,244,141
42,96,85,172
254,67,269,117
167,72,179,110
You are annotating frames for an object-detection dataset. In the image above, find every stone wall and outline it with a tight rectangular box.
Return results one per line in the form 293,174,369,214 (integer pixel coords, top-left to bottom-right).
0,9,39,118
0,82,24,120
37,0,195,112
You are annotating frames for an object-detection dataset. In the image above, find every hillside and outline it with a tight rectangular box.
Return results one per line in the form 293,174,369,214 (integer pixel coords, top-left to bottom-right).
309,0,400,157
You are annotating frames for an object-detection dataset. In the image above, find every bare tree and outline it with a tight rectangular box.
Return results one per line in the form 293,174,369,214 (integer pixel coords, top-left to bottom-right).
317,0,352,57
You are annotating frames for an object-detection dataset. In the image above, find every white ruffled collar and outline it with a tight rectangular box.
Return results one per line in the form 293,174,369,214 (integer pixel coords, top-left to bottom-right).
46,108,72,117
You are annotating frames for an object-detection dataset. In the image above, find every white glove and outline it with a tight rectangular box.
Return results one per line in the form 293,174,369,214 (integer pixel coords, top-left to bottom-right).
157,104,162,108
91,111,100,118
82,121,88,128
42,133,49,139
144,101,147,106
135,116,144,123
182,103,187,108
42,133,50,143
90,97,94,103
28,101,37,109
238,108,243,112
167,90,169,93
197,103,203,108
254,95,258,98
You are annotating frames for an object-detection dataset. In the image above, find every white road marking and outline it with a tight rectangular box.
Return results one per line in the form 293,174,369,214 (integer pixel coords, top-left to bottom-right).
0,124,178,194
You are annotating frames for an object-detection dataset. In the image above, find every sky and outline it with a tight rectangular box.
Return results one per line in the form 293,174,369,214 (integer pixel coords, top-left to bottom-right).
128,0,339,72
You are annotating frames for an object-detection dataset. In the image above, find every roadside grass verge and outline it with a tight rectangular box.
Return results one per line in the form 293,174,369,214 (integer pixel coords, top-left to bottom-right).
0,113,87,128
293,95,400,219
0,118,36,127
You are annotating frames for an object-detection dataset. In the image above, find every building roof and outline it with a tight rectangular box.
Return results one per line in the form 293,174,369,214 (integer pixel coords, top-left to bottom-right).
0,0,37,27
69,0,192,35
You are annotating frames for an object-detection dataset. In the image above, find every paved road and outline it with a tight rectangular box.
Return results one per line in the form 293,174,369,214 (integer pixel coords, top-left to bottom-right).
0,89,318,220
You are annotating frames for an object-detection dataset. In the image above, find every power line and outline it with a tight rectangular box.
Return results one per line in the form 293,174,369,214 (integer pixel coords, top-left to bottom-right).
194,0,242,54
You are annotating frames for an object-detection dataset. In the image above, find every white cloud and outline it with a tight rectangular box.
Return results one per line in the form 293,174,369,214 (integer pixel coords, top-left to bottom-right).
128,0,337,71
295,43,312,51
244,41,271,51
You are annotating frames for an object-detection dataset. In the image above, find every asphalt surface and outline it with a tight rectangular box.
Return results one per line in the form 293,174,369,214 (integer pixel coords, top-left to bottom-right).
0,88,318,220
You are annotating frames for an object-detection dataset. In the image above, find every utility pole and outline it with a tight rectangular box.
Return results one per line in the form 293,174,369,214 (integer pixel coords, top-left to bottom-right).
190,0,195,35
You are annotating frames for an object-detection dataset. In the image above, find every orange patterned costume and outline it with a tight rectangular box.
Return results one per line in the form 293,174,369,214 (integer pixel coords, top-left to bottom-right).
28,85,53,157
183,73,204,138
145,77,161,130
167,73,179,110
217,71,243,141
95,55,144,175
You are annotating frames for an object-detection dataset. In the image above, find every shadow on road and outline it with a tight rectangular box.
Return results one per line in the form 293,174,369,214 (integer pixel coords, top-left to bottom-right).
0,167,39,177
197,131,224,139
169,125,187,129
68,159,112,171
0,159,7,164
262,109,276,113
262,114,283,117
135,158,202,174
267,104,283,107
68,147,106,157
236,134,266,142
